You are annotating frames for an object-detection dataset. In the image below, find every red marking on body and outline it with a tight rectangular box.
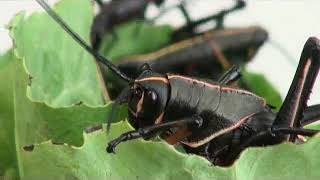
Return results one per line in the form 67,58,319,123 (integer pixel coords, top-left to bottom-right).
182,113,257,147
289,58,311,128
164,127,191,145
184,64,196,74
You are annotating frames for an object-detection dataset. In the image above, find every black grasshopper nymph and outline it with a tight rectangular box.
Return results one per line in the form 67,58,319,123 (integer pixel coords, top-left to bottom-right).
36,0,320,166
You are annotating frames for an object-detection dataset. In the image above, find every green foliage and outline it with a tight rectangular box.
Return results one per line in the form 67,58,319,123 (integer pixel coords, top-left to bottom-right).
100,21,173,60
0,49,121,179
0,0,319,180
0,50,18,179
306,123,320,130
19,122,320,180
20,122,228,180
10,0,106,107
242,68,283,109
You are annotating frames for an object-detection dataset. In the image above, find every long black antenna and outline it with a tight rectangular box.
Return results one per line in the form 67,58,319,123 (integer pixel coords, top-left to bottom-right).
94,0,104,8
35,0,133,82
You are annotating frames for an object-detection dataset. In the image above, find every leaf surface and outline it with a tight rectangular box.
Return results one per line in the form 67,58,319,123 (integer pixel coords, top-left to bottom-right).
10,0,107,107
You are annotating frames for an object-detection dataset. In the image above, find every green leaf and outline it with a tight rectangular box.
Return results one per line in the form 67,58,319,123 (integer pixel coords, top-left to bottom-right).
10,0,108,107
306,123,320,130
100,21,173,60
20,121,320,180
0,49,122,179
20,122,230,180
241,69,282,109
12,56,124,147
0,52,125,178
235,136,320,179
0,50,19,179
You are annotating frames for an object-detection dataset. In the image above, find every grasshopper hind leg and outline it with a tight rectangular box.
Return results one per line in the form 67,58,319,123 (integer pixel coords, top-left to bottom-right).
272,37,320,141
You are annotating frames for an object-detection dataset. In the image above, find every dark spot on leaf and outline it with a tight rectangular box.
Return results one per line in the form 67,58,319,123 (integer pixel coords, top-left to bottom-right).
75,101,83,106
52,141,64,145
267,104,277,109
85,124,103,133
27,75,33,86
23,145,34,151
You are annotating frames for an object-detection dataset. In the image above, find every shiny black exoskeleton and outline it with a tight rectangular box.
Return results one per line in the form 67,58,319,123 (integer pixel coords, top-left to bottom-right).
107,38,320,166
37,0,320,166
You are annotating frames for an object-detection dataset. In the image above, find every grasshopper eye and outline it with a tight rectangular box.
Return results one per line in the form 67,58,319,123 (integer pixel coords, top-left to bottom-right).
134,87,143,98
140,63,152,73
147,91,158,103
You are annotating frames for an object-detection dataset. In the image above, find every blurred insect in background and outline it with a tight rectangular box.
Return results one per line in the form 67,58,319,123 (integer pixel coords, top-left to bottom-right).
90,0,246,51
91,0,165,51
104,26,268,98
171,0,246,41
92,0,265,99
36,0,320,167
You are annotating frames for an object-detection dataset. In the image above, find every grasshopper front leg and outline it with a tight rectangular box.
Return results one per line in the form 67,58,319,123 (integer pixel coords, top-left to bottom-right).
107,115,203,153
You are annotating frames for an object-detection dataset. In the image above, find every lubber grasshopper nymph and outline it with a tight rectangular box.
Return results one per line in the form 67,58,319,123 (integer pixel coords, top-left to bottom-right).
116,26,268,80
36,0,320,166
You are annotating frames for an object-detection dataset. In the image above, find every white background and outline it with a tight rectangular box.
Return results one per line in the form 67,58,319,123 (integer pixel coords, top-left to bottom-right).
0,0,319,105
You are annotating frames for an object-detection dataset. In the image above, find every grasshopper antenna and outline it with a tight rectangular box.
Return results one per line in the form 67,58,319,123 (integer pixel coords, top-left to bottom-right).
35,0,133,82
268,39,297,67
94,0,104,8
